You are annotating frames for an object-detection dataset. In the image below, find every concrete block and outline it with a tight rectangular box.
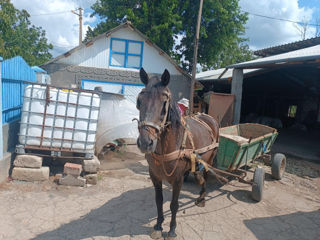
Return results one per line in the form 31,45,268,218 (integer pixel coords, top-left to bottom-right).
85,174,98,185
59,174,86,187
11,167,49,182
63,162,82,176
14,155,43,168
83,156,100,173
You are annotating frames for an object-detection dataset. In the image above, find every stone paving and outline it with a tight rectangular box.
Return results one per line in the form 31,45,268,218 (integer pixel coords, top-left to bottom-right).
0,156,319,240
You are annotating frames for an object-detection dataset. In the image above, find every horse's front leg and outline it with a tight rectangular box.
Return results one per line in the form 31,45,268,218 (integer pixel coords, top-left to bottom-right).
166,176,183,240
150,171,164,239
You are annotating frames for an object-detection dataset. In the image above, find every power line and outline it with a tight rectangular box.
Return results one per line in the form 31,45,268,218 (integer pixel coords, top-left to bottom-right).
242,10,320,27
29,10,73,17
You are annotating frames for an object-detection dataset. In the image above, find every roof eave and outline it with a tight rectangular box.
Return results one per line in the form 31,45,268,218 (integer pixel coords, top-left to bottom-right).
227,55,320,69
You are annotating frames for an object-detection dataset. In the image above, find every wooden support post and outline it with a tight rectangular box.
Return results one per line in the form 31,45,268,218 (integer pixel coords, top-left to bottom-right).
231,68,243,124
189,0,203,115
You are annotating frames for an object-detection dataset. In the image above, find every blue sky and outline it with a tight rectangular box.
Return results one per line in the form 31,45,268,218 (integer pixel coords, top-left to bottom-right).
299,0,320,21
12,0,320,56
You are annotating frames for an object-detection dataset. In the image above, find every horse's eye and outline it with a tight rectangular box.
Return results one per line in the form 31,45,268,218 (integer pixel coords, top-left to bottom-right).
136,98,141,110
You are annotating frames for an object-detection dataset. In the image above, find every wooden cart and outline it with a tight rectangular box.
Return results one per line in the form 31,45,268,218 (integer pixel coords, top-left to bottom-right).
212,123,286,201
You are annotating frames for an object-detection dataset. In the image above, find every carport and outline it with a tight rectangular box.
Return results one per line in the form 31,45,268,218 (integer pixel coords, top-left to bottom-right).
227,45,320,161
197,44,320,161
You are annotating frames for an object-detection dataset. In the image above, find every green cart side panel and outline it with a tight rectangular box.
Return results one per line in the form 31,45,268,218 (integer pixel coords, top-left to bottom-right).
217,136,239,170
217,124,278,171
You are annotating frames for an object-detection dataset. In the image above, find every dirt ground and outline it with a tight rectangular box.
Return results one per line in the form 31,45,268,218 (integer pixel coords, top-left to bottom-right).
0,145,319,240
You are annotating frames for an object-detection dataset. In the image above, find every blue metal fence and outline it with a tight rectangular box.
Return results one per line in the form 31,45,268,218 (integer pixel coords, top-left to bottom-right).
1,56,36,123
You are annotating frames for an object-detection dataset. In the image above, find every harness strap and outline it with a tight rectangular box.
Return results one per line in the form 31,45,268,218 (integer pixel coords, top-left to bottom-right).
191,153,196,172
151,114,219,176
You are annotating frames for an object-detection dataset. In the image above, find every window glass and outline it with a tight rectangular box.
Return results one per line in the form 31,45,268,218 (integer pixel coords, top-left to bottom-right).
111,54,125,66
128,42,142,54
110,38,143,69
127,55,141,68
112,40,125,52
288,105,297,118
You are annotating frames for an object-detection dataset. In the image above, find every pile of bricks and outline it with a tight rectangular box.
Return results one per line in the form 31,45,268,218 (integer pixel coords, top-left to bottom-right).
82,156,100,185
11,155,49,181
59,163,86,187
59,156,100,186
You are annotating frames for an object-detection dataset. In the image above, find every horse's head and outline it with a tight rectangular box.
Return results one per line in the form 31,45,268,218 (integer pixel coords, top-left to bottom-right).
136,68,171,153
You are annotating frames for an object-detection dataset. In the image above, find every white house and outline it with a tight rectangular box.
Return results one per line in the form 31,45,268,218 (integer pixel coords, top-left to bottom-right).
42,21,191,102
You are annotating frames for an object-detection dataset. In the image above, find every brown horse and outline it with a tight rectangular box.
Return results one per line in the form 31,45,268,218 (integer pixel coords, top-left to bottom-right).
136,68,219,239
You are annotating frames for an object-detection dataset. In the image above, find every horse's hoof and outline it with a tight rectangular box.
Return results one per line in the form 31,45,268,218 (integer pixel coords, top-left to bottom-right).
164,232,177,240
195,198,205,207
164,236,177,240
150,230,162,239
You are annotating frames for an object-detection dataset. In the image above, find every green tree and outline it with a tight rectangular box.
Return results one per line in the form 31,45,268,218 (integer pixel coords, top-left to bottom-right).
89,0,181,55
89,0,252,72
0,0,53,66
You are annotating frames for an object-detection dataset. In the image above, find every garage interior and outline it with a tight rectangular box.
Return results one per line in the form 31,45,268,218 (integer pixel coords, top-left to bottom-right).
197,63,320,162
241,65,320,162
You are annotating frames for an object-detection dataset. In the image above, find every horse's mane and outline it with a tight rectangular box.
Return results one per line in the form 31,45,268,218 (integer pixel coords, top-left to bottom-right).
168,100,182,129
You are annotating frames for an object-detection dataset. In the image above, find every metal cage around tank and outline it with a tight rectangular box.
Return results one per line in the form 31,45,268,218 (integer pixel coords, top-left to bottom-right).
16,82,101,158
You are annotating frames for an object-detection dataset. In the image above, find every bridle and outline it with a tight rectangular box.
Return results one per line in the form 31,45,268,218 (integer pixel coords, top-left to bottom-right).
133,90,172,138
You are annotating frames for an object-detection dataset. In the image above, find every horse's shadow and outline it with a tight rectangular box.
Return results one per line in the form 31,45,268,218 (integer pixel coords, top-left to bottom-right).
32,161,254,240
32,185,206,240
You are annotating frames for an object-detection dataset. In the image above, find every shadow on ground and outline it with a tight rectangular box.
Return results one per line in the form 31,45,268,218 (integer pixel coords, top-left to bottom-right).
244,210,320,240
32,187,163,240
31,166,256,240
31,184,216,240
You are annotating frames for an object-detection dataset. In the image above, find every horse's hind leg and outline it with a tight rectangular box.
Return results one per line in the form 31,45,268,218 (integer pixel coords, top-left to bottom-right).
195,171,207,207
150,172,164,239
166,176,183,240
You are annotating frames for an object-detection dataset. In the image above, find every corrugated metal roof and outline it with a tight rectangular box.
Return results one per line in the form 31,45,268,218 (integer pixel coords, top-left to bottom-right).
228,44,320,69
31,66,47,73
2,56,36,81
196,68,260,81
254,37,320,57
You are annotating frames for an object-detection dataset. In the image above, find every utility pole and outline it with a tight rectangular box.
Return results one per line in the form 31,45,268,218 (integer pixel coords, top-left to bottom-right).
71,7,83,45
189,0,203,115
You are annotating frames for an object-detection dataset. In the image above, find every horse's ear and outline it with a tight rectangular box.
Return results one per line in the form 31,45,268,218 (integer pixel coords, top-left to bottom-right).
161,69,170,86
140,68,149,85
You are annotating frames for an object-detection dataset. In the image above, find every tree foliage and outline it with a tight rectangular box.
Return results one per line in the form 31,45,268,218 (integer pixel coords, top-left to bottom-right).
88,0,253,71
0,0,53,66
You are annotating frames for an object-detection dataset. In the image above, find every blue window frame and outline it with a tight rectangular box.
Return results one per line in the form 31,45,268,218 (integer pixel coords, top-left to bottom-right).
109,38,144,69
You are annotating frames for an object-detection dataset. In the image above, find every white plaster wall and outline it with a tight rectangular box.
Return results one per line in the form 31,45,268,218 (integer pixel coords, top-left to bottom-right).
57,27,181,76
59,37,109,68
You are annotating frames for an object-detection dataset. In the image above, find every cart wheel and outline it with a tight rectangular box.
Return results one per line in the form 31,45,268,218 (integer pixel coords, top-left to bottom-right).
252,167,265,202
272,153,286,180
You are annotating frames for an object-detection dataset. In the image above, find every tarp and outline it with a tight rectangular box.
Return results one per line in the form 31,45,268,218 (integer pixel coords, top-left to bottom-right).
95,92,139,155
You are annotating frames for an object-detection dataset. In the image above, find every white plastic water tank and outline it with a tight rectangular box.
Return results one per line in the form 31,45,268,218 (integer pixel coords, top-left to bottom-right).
19,84,101,153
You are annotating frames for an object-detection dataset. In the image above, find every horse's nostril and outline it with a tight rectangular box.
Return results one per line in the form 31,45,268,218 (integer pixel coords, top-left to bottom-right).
148,139,153,147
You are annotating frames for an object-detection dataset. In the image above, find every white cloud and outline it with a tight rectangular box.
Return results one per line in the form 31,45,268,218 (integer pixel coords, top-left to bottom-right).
12,0,97,57
240,0,316,50
11,0,318,59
